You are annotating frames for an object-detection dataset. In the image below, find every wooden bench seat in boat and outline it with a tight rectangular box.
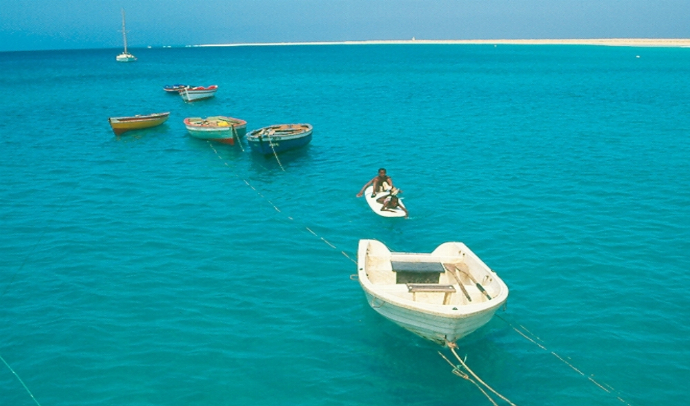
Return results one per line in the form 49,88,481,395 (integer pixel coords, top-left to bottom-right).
391,261,445,273
406,283,456,304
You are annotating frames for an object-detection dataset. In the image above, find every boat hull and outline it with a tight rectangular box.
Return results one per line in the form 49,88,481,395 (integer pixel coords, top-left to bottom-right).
246,125,313,154
108,112,169,135
357,239,509,345
362,289,504,344
186,124,247,145
164,84,188,93
180,86,217,102
116,53,136,62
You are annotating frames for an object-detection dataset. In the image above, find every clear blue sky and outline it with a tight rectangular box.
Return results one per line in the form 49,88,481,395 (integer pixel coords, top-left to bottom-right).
1,0,689,52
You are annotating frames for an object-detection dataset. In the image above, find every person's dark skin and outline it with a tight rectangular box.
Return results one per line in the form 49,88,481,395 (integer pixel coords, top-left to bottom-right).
376,188,408,218
356,168,393,198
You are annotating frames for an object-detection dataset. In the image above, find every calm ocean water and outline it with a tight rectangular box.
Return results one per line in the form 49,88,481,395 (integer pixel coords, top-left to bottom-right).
1,44,689,406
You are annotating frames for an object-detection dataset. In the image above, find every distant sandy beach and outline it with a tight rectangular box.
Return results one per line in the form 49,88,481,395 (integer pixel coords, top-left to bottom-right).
197,38,690,48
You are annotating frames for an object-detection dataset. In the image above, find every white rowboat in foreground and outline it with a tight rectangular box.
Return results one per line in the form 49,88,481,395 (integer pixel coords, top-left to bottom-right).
357,239,509,345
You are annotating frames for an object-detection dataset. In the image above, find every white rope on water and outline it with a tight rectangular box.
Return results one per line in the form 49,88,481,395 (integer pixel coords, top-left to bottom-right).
0,354,42,406
208,143,357,265
268,140,286,172
446,341,518,406
495,314,635,406
438,351,499,406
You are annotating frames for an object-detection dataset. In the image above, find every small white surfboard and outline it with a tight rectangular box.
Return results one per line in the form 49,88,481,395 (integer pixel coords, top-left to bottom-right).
364,185,407,218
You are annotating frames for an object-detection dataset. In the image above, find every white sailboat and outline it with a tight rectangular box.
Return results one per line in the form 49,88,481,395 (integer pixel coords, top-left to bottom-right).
116,9,136,62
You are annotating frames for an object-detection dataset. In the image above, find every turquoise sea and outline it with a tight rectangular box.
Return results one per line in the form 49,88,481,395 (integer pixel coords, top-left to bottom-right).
1,44,689,406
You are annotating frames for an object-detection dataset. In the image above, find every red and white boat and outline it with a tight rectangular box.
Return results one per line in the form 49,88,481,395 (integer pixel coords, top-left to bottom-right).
183,116,247,145
180,85,218,102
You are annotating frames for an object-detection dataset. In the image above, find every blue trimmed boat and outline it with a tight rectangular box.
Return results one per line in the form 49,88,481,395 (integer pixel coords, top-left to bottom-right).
246,124,313,154
163,84,189,93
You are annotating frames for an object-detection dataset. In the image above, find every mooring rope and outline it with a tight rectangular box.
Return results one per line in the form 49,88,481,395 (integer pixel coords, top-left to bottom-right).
446,341,518,406
231,125,245,152
438,351,499,406
495,314,634,406
268,140,286,172
0,354,42,406
208,143,356,265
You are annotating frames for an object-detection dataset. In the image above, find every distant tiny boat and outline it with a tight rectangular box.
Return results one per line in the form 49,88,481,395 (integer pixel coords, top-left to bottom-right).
163,84,189,93
108,112,169,135
183,116,247,145
180,85,218,102
246,124,313,154
357,239,509,345
116,9,136,62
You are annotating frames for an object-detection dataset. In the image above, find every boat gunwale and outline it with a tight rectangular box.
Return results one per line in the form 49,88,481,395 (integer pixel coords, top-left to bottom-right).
246,124,313,142
357,239,509,318
183,116,247,129
109,112,170,123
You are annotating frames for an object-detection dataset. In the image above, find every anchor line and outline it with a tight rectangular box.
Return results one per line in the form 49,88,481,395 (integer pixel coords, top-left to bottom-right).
231,125,245,152
207,143,357,265
495,314,635,406
438,351,499,406
0,354,42,406
267,137,286,172
446,342,518,406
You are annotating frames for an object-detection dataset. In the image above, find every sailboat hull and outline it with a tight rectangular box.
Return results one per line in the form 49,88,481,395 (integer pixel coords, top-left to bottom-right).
116,53,137,62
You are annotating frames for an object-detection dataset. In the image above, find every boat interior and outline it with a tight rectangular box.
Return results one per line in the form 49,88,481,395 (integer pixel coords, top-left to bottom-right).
186,117,243,127
187,85,217,91
363,241,503,307
254,124,311,137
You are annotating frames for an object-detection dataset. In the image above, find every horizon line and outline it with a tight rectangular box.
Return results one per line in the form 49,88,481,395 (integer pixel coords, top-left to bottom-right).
195,38,690,48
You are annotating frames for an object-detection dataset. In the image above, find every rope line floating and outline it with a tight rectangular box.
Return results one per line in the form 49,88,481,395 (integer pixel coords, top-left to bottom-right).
207,143,357,265
0,354,42,406
438,351,499,406
496,314,634,405
268,137,286,172
447,341,518,406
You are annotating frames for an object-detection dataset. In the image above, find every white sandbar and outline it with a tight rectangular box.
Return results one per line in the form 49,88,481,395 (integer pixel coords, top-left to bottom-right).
196,38,690,48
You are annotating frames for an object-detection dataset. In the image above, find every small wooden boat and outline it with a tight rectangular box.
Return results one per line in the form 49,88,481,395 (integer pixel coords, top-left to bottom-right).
163,84,189,93
246,124,313,154
357,239,509,345
180,85,218,102
108,112,170,135
115,9,136,62
183,116,247,145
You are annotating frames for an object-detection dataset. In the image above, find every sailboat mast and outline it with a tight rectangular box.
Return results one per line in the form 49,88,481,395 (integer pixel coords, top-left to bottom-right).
121,9,128,53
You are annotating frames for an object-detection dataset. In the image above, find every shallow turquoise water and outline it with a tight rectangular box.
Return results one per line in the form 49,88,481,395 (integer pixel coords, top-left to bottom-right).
1,45,689,405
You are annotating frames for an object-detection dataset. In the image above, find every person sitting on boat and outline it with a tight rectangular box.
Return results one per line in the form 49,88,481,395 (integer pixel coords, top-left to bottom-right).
356,168,393,198
377,187,408,218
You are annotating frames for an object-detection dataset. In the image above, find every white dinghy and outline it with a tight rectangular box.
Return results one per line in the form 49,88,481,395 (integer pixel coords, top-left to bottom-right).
357,239,509,345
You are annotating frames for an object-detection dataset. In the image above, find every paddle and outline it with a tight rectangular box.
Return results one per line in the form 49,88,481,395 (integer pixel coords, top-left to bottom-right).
446,263,492,300
443,264,472,302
